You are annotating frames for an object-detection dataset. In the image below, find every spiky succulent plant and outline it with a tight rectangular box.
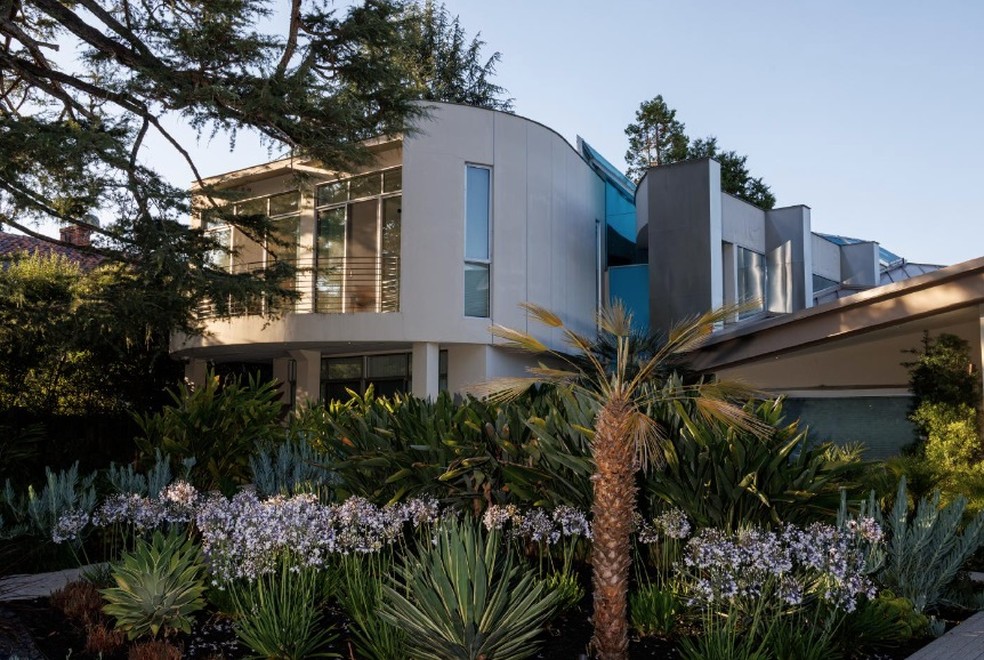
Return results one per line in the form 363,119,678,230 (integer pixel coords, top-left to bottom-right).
101,529,206,639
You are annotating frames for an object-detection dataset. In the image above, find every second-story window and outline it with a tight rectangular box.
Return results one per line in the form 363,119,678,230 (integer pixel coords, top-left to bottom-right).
315,167,402,314
464,165,491,318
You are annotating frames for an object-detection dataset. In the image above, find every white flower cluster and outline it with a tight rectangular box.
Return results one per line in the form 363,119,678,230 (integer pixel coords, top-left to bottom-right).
482,504,591,543
683,521,880,613
638,508,692,544
53,480,204,543
196,491,440,582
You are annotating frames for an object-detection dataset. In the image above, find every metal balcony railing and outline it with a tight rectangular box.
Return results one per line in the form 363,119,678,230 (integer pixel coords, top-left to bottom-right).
197,256,400,319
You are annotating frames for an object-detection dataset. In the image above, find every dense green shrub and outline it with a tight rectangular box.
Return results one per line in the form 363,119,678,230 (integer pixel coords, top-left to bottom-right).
295,388,594,509
249,437,336,499
381,517,559,660
645,397,868,529
135,371,284,494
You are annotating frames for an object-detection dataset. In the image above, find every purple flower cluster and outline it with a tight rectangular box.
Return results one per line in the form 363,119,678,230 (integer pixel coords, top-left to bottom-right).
196,492,440,582
482,504,592,543
638,508,692,544
682,522,880,613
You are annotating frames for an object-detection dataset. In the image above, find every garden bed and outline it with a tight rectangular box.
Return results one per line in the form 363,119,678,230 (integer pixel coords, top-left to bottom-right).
0,592,965,660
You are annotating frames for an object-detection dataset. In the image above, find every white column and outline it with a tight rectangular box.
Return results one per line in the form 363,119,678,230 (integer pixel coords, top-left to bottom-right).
412,342,440,400
288,349,322,406
184,358,209,389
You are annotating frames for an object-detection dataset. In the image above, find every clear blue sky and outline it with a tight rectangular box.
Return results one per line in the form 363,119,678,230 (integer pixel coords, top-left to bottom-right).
437,0,984,266
37,1,983,267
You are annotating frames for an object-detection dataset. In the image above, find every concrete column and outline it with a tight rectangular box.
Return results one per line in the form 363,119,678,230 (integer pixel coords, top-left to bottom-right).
840,242,879,288
765,205,813,313
184,358,209,389
288,349,322,406
643,158,723,334
412,342,440,400
272,357,294,408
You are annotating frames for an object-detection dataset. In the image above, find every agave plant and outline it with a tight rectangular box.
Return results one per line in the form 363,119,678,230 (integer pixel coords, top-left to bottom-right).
381,517,559,659
484,302,762,660
101,529,207,639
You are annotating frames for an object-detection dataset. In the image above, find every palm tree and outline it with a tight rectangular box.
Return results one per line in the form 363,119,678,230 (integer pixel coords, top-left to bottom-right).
484,302,761,660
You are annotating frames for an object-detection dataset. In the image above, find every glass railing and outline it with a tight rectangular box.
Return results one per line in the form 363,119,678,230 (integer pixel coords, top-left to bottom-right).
197,256,400,318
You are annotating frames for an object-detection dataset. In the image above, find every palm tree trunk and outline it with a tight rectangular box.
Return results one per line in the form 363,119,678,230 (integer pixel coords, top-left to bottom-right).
590,397,637,660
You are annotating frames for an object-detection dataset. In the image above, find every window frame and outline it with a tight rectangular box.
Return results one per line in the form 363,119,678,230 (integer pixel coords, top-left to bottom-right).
463,164,492,318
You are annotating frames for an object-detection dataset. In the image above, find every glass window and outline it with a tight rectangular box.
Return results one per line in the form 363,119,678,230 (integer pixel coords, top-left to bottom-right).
464,262,490,318
349,173,379,199
318,181,347,206
383,168,402,193
465,165,491,318
324,357,363,380
236,197,266,217
269,191,300,216
465,166,490,260
367,354,408,378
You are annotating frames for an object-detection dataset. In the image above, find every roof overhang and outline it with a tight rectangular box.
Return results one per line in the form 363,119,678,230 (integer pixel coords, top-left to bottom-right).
691,255,984,372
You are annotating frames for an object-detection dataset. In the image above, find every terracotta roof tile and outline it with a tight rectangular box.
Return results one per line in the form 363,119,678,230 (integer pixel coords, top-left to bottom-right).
0,232,104,270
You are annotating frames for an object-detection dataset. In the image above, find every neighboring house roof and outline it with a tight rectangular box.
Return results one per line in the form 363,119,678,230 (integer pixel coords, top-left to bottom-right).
692,255,984,373
0,231,103,270
813,261,944,305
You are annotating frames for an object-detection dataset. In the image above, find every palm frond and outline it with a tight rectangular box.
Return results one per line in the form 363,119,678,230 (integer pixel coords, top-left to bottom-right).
489,325,549,353
625,410,665,472
598,301,634,338
469,376,538,404
520,302,564,328
692,396,772,438
526,365,580,384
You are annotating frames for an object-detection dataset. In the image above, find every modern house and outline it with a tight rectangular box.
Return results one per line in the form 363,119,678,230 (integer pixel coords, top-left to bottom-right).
175,102,982,456
174,103,605,403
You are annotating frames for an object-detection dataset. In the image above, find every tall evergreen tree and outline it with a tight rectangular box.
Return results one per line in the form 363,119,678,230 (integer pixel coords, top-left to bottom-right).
0,0,427,332
623,95,689,182
624,96,776,209
398,0,513,111
687,137,776,209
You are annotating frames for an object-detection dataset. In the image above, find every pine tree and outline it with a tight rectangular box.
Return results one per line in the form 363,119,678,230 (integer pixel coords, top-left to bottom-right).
624,95,689,182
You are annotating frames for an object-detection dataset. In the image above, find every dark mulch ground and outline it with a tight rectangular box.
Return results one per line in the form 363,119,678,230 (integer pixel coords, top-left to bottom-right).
0,596,969,659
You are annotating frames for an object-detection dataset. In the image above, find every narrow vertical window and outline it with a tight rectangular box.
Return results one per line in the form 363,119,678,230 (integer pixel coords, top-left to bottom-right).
464,165,491,317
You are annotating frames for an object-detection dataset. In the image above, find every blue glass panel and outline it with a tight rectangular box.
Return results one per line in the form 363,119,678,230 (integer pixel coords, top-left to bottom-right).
465,166,490,260
608,264,649,332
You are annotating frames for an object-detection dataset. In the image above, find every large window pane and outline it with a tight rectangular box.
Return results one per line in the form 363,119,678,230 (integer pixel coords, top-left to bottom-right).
349,173,379,199
383,168,402,193
269,191,300,216
318,181,347,206
236,197,266,217
464,262,490,317
465,166,490,260
324,357,363,380
316,208,346,311
367,354,408,378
